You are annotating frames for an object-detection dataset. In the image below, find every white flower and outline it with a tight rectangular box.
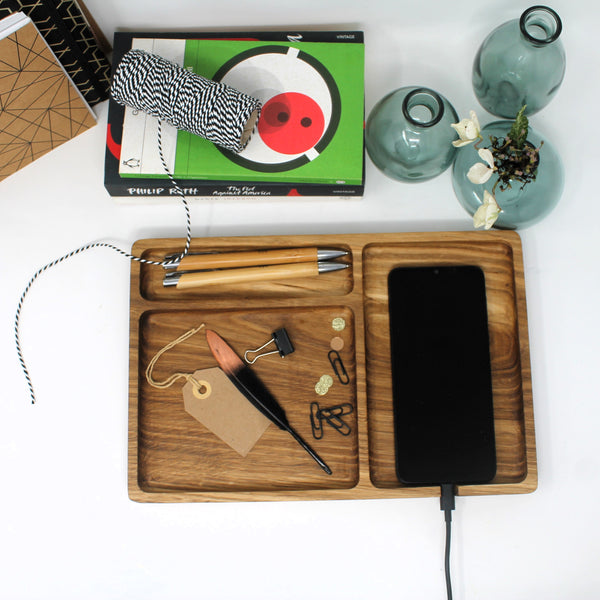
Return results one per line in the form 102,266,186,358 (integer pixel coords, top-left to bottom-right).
467,148,495,184
473,190,501,230
451,110,481,147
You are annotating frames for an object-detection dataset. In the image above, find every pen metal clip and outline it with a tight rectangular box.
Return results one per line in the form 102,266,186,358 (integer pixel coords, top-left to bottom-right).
162,252,184,269
163,271,182,286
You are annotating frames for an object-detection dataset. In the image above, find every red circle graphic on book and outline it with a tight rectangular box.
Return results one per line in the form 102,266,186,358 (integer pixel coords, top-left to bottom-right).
213,45,341,173
258,93,325,154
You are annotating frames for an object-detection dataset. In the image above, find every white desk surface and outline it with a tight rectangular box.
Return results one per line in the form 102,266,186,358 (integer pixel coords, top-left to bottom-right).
1,1,598,598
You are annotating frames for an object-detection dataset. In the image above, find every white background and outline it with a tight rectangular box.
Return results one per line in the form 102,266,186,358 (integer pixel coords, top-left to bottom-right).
1,1,598,598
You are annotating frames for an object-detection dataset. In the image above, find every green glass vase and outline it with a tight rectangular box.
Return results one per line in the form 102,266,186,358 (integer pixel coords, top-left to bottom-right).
473,6,566,118
365,86,458,182
452,121,564,229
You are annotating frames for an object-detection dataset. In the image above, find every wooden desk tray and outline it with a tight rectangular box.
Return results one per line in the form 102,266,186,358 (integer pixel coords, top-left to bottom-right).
129,231,536,502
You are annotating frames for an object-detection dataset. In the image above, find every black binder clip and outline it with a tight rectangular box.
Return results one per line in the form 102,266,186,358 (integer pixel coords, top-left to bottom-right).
244,328,295,364
328,350,349,385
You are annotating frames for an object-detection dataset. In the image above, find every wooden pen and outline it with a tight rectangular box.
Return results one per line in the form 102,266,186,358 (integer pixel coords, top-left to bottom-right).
163,261,349,289
163,247,347,271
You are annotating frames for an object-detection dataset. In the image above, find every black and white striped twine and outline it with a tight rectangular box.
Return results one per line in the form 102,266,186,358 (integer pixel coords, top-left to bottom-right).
15,121,192,404
111,49,261,153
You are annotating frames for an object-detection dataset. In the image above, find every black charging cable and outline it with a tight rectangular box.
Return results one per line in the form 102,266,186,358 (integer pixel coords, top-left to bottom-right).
440,484,456,600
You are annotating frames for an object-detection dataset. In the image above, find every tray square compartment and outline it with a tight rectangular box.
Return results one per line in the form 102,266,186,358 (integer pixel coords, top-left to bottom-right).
136,306,359,494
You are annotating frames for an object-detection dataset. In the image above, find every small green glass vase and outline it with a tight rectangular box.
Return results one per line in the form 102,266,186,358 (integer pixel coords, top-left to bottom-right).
365,86,458,182
452,121,564,229
473,5,566,118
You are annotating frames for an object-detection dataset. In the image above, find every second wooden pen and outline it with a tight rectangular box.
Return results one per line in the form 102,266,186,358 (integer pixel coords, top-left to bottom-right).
162,246,347,271
163,261,349,289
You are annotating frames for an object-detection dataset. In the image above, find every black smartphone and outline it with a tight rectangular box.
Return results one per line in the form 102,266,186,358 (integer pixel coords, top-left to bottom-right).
388,265,496,486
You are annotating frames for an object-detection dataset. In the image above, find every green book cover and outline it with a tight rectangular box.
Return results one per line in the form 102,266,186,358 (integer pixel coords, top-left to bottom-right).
118,37,364,185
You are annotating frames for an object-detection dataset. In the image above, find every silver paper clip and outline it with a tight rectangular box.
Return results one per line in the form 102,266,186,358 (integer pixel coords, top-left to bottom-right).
244,328,295,364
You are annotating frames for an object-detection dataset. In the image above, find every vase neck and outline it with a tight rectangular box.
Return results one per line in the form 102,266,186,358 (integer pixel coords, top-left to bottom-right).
401,88,444,128
519,5,562,47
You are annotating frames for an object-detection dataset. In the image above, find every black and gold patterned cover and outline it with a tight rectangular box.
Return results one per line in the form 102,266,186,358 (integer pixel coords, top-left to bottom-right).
0,0,110,105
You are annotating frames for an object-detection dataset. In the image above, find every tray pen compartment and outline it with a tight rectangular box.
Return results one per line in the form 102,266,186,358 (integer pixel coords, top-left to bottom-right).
138,243,354,301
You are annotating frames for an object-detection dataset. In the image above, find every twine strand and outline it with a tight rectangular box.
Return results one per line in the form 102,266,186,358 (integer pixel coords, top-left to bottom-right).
144,324,206,390
15,121,191,403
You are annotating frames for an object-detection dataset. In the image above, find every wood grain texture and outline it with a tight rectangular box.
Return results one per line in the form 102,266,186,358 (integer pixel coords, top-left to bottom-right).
175,261,320,289
128,232,537,502
176,247,319,270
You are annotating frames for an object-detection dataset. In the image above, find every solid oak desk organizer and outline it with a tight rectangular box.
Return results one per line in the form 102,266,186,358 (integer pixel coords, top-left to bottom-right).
129,231,536,502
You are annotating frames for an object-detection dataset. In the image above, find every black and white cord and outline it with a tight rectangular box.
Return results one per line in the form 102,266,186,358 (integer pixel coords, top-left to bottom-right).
15,121,191,404
440,484,456,600
111,49,261,153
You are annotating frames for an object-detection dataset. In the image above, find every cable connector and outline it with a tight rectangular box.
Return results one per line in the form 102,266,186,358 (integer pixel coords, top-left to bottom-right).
440,483,456,520
440,484,456,600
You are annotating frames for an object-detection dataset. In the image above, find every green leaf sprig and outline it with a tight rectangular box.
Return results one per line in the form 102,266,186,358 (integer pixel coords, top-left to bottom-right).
489,105,543,193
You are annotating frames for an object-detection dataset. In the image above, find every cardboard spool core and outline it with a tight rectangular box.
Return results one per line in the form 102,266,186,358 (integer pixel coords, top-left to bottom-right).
241,109,260,147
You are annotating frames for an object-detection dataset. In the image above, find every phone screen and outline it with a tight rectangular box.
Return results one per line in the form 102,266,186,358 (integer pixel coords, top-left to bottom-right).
388,265,496,485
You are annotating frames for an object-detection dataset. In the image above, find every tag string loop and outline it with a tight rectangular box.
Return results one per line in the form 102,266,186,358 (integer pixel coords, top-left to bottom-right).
145,324,206,390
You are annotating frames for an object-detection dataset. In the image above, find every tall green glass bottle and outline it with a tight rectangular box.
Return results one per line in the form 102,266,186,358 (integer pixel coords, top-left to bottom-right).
473,6,565,118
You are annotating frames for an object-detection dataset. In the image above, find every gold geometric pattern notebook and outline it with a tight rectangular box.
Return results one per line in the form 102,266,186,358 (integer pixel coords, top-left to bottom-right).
0,12,96,182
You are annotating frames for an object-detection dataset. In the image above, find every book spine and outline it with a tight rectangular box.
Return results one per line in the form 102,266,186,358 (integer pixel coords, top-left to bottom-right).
113,30,364,45
103,178,364,198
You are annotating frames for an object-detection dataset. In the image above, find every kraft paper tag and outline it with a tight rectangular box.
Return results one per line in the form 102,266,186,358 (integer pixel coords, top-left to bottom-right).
182,367,270,457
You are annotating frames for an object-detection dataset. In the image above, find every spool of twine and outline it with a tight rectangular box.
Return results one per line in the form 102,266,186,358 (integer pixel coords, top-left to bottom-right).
110,49,261,153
